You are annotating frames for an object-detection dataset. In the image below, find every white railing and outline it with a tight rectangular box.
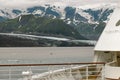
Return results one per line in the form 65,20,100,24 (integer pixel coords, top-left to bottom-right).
105,61,120,79
106,60,117,66
0,62,105,80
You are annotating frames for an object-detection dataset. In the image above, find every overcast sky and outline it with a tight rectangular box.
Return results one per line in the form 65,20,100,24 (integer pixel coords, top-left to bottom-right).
0,0,119,8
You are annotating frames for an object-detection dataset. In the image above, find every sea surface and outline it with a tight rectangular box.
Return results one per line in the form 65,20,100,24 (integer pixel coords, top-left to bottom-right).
0,47,94,64
0,47,94,80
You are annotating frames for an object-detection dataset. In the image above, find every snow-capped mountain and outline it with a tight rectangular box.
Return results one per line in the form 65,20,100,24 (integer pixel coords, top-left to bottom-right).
0,3,116,40
0,3,115,25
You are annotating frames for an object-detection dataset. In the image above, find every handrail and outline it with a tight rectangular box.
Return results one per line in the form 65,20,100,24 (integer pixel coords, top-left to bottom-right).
0,62,105,66
106,61,117,66
0,62,105,80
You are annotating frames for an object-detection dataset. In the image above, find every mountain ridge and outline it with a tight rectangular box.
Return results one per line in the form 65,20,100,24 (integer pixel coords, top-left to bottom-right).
0,3,115,40
0,3,115,23
0,14,86,40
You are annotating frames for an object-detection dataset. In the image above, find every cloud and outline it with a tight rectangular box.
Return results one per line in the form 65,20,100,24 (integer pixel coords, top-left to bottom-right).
0,0,119,8
0,0,37,8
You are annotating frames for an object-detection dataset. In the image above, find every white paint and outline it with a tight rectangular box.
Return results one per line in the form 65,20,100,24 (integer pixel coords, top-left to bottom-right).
94,4,120,80
105,65,120,79
94,6,120,51
22,71,32,76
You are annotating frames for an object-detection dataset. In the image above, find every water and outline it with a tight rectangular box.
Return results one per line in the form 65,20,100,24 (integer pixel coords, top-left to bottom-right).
0,47,94,64
0,47,94,80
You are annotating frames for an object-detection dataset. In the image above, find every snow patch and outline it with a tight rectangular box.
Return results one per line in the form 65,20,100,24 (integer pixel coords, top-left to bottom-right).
19,16,21,21
78,3,116,10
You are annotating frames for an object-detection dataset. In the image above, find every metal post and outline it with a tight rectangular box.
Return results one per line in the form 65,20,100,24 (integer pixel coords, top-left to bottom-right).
51,65,54,80
29,66,32,80
86,66,88,80
69,65,72,75
101,66,105,80
48,65,52,80
9,66,11,80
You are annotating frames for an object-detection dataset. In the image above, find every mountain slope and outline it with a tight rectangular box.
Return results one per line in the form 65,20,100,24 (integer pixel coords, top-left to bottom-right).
0,14,86,40
0,3,115,40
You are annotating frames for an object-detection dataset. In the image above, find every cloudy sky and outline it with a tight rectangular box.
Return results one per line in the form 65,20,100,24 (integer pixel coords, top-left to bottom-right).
0,0,119,8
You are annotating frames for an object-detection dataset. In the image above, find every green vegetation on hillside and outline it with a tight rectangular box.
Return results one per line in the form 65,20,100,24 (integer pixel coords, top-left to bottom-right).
0,14,86,40
75,22,105,40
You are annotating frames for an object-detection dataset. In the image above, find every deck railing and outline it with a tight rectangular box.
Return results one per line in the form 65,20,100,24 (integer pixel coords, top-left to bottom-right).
106,60,117,66
105,61,120,79
0,62,105,80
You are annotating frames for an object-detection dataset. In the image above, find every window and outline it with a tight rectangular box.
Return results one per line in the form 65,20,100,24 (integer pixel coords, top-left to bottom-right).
116,20,120,26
